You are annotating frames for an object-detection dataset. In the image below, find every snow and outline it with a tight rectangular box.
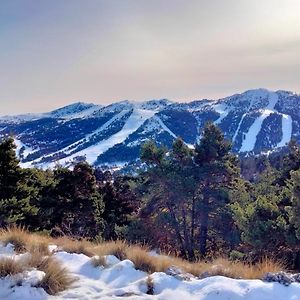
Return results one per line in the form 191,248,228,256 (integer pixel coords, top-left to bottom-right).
240,91,293,152
240,109,274,152
276,113,293,148
55,105,102,120
1,242,300,300
40,109,131,160
153,116,177,138
55,108,156,165
232,91,257,143
0,243,48,300
14,138,34,159
213,103,230,125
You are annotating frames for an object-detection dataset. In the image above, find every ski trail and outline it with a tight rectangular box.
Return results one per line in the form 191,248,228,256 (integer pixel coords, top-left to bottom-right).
276,114,292,148
232,95,256,143
63,109,131,155
214,103,229,125
55,108,156,165
154,116,177,138
240,92,278,152
25,110,131,167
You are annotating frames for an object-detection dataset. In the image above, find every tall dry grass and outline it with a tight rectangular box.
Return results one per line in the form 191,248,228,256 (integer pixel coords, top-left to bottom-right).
37,257,75,295
0,258,24,277
0,226,74,295
0,225,51,255
0,226,286,280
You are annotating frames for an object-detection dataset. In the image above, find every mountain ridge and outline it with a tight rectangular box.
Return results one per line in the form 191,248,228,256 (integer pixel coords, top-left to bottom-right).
1,88,299,168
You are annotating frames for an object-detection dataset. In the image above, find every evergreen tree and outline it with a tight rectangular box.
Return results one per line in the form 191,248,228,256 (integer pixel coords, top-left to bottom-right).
50,162,104,238
289,170,300,239
231,167,289,254
194,122,239,257
0,137,38,226
101,175,138,240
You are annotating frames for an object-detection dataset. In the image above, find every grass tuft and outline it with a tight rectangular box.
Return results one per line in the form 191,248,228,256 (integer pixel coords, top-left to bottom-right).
146,275,154,295
37,257,74,295
92,240,128,261
0,258,24,277
0,226,286,282
0,225,28,253
91,256,107,268
55,237,93,257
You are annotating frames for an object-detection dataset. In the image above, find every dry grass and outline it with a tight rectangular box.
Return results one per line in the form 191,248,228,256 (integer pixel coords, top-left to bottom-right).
126,246,171,273
0,226,28,253
0,258,24,277
91,256,107,268
37,257,75,295
0,225,51,255
92,240,128,260
176,257,285,279
55,237,93,257
0,226,286,280
146,275,154,295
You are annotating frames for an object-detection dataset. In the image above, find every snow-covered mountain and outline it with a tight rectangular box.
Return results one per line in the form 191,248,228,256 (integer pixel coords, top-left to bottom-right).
1,89,300,168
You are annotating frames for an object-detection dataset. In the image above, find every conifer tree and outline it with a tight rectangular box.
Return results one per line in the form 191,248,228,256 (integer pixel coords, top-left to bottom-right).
50,162,104,237
0,137,38,226
289,170,300,239
194,122,239,257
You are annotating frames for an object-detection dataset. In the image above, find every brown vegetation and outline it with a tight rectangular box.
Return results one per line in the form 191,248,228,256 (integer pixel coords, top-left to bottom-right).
0,226,286,283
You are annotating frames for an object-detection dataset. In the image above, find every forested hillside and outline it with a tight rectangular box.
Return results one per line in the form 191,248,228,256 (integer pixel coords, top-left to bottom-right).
1,123,300,269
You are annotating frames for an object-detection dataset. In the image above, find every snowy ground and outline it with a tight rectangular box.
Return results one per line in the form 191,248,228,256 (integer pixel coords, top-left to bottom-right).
1,243,300,300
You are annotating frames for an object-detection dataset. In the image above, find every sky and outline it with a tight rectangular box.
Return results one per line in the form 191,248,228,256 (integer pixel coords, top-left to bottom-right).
1,0,300,115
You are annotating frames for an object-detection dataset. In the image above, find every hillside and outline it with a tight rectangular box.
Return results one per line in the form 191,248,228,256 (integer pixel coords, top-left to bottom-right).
0,89,299,168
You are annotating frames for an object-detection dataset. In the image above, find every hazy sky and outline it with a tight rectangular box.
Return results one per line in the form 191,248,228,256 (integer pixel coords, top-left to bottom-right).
1,0,300,115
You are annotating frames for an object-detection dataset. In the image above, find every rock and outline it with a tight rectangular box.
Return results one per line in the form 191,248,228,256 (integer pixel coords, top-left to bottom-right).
263,272,295,286
292,273,300,283
166,265,195,281
199,271,210,279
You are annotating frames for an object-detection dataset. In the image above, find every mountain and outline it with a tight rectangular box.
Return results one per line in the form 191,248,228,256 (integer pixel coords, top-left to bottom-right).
1,89,299,168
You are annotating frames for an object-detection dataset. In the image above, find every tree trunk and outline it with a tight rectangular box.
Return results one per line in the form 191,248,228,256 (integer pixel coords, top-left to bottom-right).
199,193,209,258
190,196,196,260
167,203,187,259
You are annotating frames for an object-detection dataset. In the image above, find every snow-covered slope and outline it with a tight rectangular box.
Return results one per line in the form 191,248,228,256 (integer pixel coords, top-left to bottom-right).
0,243,300,300
0,90,300,168
1,242,300,300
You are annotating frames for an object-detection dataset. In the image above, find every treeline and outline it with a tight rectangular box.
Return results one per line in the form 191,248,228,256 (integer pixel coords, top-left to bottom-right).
1,122,300,269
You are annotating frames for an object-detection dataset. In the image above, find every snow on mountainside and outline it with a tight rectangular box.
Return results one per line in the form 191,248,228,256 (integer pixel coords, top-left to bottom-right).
0,89,300,168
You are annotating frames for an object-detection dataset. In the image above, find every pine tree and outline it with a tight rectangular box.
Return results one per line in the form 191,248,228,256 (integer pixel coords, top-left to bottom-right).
289,170,300,239
0,137,38,226
101,175,137,240
0,137,23,200
231,166,289,254
194,122,239,257
50,162,104,238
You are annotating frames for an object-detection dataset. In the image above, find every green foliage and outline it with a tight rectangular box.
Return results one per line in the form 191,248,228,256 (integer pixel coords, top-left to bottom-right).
288,170,300,239
101,175,138,240
138,123,239,259
2,130,300,268
0,137,38,226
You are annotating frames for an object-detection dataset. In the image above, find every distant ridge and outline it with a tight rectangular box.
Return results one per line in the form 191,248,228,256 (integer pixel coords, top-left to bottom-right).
0,89,299,168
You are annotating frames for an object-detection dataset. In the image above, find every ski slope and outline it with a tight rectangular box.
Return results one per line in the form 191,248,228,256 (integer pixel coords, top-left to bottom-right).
213,103,230,125
55,108,157,165
154,116,177,138
240,92,293,152
276,113,293,148
240,92,277,152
